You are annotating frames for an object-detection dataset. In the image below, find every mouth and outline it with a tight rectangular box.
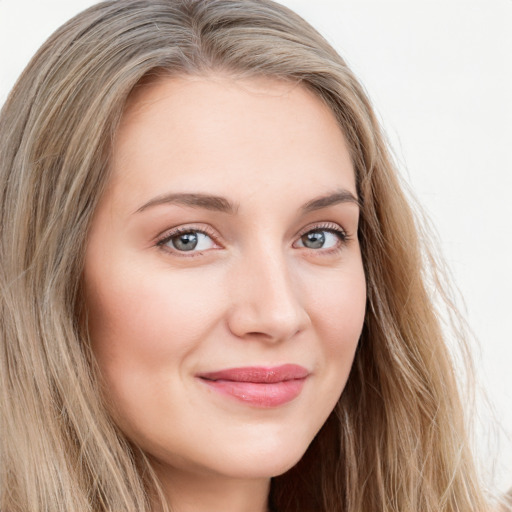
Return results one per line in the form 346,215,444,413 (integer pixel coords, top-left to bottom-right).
196,364,309,408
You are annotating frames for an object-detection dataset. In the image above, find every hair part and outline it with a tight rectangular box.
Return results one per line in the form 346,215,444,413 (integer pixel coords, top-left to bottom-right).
0,1,489,511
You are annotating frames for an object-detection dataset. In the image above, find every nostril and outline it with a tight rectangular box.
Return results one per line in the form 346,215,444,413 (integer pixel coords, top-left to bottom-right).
226,258,311,341
227,308,307,343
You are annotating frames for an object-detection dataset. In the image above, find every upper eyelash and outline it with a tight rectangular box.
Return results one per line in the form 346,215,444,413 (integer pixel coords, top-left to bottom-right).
155,221,350,254
155,225,219,248
297,222,349,241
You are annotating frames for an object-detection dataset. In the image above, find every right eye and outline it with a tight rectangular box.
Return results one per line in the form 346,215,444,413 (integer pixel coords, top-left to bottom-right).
158,229,218,253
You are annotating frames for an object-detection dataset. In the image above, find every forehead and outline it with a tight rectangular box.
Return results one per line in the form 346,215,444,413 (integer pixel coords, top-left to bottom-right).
107,74,356,213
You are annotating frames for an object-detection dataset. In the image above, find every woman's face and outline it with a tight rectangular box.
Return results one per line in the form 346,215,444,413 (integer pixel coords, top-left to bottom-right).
84,75,366,481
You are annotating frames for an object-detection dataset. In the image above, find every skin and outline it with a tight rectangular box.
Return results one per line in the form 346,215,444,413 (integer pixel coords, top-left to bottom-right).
84,75,367,512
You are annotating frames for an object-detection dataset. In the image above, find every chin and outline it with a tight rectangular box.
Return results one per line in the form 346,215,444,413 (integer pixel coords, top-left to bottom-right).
211,430,315,480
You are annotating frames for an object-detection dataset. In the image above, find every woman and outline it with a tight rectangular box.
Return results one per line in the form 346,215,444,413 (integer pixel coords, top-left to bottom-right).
0,0,491,511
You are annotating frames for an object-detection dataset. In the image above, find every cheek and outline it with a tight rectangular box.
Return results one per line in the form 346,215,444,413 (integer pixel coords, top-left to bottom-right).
83,259,227,437
303,261,366,397
83,258,223,379
309,264,366,347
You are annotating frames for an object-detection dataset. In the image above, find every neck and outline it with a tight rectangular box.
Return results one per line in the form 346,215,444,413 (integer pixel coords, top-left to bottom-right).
150,463,271,512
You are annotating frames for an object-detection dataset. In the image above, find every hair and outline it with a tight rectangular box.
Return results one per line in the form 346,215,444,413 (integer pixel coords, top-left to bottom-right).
0,1,491,511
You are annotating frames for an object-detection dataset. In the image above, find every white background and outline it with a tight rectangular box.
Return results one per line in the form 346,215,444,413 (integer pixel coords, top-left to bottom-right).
1,0,511,494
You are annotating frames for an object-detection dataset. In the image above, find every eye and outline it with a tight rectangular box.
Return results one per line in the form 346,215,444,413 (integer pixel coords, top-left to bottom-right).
295,226,347,250
158,229,217,252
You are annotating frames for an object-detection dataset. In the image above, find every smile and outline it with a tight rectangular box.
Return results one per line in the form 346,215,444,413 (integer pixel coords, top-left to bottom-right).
197,364,309,407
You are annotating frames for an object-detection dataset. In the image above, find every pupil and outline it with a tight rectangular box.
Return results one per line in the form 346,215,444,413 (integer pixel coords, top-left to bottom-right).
174,232,198,251
303,231,325,249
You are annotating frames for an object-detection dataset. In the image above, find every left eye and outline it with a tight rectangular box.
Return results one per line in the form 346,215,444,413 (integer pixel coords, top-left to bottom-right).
161,231,216,252
295,229,344,250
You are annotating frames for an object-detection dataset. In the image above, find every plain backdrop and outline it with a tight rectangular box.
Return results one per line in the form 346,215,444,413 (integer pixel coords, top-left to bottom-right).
1,0,511,493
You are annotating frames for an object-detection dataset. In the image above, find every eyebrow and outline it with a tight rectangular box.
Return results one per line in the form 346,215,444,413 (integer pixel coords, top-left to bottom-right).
135,192,239,214
134,189,359,215
301,189,360,213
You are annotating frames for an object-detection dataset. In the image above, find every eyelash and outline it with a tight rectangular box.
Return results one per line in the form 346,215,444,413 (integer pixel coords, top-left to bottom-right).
295,222,349,254
156,225,220,256
155,222,349,257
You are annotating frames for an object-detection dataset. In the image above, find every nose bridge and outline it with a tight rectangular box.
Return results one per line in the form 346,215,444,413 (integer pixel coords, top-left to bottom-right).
227,240,309,341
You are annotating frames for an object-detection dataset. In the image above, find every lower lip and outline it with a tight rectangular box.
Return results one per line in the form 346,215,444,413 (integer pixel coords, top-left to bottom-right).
199,378,307,407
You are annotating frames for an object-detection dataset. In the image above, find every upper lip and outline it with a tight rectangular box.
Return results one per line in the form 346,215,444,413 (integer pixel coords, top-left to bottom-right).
197,364,309,383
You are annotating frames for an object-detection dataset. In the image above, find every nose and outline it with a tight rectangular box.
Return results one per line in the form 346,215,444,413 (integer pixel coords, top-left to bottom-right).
226,247,311,343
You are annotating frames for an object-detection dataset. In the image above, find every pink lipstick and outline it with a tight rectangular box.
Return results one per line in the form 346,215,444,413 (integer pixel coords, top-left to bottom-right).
197,364,309,407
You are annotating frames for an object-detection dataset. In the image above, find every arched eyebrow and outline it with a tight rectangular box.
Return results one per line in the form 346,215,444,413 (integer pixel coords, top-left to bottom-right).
134,193,239,214
134,189,359,215
301,190,360,213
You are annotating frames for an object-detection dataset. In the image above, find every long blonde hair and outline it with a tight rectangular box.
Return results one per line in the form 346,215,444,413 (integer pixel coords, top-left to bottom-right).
0,0,488,510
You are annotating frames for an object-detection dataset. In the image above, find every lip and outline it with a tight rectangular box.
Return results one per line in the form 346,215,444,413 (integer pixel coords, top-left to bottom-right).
197,364,309,408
